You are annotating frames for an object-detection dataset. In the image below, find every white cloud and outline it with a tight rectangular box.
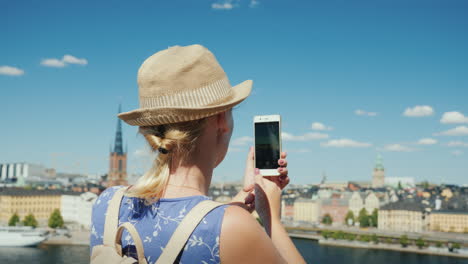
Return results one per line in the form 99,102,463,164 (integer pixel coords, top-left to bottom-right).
62,54,88,65
311,122,333,131
403,105,434,117
282,132,329,141
0,66,24,76
249,0,259,8
446,141,468,147
383,144,416,152
41,58,66,67
440,111,468,124
435,126,468,136
212,0,235,10
228,147,242,153
451,150,463,156
321,139,372,148
355,109,378,116
41,54,88,68
283,148,310,153
231,136,253,146
417,138,437,145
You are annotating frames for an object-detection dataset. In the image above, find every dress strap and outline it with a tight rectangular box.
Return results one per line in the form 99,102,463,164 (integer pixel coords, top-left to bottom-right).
103,187,127,245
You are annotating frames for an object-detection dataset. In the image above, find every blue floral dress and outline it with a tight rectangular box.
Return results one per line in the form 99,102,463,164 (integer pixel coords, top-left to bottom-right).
90,186,229,264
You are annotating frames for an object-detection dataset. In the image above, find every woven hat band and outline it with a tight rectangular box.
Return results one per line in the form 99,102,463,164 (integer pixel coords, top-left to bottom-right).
139,78,233,109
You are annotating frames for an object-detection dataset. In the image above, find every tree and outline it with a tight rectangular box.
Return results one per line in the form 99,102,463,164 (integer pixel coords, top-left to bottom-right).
48,209,64,228
369,209,378,227
345,210,355,226
322,230,331,240
371,234,379,244
358,208,369,227
422,181,430,189
452,242,461,251
435,241,443,248
359,235,371,243
398,181,403,190
416,237,426,249
8,213,20,226
322,213,333,225
400,235,409,248
346,233,356,241
23,213,38,228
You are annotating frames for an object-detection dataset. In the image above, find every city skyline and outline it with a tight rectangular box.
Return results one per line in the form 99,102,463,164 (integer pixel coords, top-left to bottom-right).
1,0,468,184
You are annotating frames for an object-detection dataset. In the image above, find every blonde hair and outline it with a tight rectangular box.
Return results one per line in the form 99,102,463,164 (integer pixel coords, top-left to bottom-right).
126,118,207,201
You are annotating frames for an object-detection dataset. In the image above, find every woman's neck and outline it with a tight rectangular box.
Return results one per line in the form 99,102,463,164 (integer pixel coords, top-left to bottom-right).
163,162,213,198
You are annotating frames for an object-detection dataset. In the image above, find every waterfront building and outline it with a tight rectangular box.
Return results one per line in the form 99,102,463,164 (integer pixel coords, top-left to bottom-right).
365,192,380,213
107,104,128,187
293,198,321,223
61,192,97,229
430,210,468,233
281,198,295,221
372,154,385,188
0,162,46,186
385,177,415,188
320,182,348,190
320,193,351,226
0,188,76,226
348,192,365,217
378,200,427,232
348,191,380,218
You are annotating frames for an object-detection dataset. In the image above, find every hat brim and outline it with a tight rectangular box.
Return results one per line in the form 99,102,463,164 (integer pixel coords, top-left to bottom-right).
118,80,252,126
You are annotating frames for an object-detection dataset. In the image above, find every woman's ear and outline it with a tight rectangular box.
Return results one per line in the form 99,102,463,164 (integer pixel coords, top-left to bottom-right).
216,111,229,134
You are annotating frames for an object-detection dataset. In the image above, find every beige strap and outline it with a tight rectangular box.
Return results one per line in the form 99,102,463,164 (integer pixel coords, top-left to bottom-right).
155,200,223,264
115,222,148,264
103,187,127,245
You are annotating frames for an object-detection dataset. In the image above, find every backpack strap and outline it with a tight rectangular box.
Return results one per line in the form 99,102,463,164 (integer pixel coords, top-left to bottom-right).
155,200,224,264
115,222,148,264
103,187,127,245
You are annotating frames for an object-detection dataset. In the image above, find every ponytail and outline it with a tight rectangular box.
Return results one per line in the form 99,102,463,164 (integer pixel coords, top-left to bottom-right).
125,118,207,202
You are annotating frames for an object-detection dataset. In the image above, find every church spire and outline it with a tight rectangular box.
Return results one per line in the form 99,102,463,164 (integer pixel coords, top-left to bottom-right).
113,103,124,155
375,154,384,171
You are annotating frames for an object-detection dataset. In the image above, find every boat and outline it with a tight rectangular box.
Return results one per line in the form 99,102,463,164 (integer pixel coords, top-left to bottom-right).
0,226,49,247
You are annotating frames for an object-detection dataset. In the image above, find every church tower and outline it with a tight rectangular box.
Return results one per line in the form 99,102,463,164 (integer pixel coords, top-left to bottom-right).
108,104,128,186
372,154,385,188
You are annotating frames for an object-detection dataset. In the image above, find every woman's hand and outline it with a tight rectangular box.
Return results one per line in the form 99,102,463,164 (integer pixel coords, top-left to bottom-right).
231,148,289,214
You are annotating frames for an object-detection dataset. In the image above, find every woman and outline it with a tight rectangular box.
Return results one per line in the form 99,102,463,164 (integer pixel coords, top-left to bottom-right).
90,44,305,264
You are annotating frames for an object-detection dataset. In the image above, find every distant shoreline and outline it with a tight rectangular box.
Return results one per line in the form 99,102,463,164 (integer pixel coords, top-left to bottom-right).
289,233,468,259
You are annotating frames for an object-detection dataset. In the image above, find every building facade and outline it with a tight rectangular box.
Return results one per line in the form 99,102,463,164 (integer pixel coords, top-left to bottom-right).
293,198,321,223
348,192,365,217
430,211,468,233
61,192,97,229
0,163,46,186
348,191,380,218
364,192,380,213
320,193,350,226
108,104,128,187
372,154,385,188
0,188,73,226
378,200,427,232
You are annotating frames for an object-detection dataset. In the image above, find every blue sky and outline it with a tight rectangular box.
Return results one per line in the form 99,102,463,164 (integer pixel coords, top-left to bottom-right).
1,0,468,185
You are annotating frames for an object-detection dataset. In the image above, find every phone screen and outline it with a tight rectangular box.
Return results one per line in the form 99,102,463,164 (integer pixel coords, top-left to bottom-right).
255,121,280,169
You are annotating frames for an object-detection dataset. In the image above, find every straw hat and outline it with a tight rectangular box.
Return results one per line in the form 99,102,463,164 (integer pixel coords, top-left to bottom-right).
118,44,252,126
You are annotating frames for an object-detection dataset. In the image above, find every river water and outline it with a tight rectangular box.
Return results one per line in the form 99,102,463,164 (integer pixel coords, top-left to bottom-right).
0,238,465,264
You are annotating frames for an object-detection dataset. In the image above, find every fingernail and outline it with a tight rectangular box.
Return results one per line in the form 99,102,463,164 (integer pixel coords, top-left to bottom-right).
278,167,283,172
254,168,260,174
279,160,284,165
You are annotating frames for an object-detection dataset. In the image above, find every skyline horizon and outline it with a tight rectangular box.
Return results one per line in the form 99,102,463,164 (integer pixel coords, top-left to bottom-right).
2,0,467,185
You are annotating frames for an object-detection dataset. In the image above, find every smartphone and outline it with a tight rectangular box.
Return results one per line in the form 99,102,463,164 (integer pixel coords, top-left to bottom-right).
254,115,282,176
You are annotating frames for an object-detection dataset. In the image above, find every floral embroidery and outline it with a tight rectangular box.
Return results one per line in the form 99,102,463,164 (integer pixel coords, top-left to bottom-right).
90,186,226,264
